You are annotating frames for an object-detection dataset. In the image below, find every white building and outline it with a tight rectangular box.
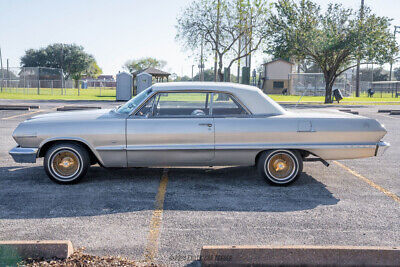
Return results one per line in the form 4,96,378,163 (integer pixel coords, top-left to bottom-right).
261,59,294,94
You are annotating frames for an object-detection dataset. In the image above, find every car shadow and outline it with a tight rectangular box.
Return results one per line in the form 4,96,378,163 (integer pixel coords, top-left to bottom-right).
0,165,339,219
164,166,339,212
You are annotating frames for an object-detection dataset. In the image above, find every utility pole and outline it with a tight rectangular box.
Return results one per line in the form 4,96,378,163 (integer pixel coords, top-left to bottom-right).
355,0,364,97
371,63,374,83
237,0,243,83
199,34,204,81
237,39,241,83
6,59,9,88
245,1,252,70
214,0,221,82
191,65,194,81
389,25,400,81
0,46,3,92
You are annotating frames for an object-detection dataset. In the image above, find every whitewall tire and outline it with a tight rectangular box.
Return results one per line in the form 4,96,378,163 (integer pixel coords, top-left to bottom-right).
44,143,90,184
257,150,303,185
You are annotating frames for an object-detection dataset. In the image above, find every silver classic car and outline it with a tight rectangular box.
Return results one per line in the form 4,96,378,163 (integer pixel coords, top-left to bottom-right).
10,82,389,185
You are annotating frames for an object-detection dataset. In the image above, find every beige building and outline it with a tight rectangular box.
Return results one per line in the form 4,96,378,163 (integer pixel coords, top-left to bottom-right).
261,59,294,94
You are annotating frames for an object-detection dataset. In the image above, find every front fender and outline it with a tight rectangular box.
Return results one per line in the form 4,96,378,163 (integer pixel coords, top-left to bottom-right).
38,137,105,166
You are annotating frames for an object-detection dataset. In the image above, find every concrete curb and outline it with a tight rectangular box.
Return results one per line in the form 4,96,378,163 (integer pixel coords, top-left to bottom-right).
347,111,359,115
338,109,359,115
0,105,39,110
201,245,400,266
0,240,73,263
0,106,29,110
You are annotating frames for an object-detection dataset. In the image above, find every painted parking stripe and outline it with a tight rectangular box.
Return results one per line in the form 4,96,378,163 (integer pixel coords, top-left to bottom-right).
143,168,169,263
1,110,42,120
334,161,400,204
1,106,64,120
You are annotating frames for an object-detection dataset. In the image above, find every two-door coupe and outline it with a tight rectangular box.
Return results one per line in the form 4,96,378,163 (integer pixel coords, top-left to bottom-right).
9,82,389,185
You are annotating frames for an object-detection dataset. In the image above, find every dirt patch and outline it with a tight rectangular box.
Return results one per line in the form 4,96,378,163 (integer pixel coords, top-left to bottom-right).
21,248,156,267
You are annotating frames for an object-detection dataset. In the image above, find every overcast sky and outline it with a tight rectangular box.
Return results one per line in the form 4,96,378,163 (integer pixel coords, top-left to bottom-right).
1,0,400,76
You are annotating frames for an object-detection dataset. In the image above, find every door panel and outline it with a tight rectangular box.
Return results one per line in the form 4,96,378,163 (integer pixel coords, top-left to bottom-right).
126,117,214,166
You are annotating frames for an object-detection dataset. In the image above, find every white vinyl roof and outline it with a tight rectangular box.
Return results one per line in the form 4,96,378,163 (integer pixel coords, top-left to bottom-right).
151,82,286,115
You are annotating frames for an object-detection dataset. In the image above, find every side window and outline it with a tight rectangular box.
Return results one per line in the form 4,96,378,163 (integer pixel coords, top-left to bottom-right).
212,93,247,116
153,92,210,117
135,95,155,117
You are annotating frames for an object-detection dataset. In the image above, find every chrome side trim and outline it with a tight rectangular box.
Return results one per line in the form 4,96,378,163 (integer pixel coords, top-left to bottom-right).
9,146,38,163
129,89,253,117
118,143,378,152
375,141,390,156
126,144,214,151
215,143,378,150
96,145,126,151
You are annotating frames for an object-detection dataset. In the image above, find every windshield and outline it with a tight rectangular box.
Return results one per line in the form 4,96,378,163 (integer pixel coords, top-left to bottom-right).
116,87,153,114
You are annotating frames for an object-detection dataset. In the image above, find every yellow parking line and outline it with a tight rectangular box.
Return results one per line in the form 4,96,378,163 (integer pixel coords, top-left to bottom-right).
143,168,169,263
2,110,42,120
334,161,400,204
1,106,63,120
9,166,31,172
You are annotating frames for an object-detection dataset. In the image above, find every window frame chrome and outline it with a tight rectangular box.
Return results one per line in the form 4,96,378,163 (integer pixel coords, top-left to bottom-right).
128,89,252,119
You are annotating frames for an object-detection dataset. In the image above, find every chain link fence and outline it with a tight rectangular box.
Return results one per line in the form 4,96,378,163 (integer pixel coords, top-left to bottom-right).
289,73,354,97
0,67,116,97
289,72,398,98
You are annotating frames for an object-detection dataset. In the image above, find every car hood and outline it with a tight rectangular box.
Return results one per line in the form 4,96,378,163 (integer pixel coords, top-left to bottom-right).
28,108,115,122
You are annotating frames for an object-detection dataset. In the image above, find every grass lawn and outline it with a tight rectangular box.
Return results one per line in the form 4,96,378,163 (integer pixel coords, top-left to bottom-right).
0,87,116,101
0,87,399,104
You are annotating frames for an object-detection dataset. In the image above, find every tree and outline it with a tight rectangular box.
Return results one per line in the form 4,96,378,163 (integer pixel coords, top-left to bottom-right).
393,67,400,81
169,73,191,82
86,61,102,78
176,0,270,82
123,57,166,73
297,59,322,73
267,0,398,103
20,43,99,86
193,68,216,81
360,67,388,81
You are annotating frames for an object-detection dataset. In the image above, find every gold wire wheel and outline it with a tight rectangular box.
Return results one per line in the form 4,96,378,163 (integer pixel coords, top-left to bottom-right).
267,152,295,180
51,150,80,178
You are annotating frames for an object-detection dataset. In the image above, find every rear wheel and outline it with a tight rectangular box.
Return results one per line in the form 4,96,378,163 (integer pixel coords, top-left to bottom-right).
257,150,303,186
44,143,90,184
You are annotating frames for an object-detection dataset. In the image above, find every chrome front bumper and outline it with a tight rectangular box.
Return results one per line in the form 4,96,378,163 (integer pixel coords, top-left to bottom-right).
375,141,390,156
9,146,38,163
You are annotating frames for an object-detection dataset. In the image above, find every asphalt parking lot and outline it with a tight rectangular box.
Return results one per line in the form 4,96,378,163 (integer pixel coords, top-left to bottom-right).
0,99,399,266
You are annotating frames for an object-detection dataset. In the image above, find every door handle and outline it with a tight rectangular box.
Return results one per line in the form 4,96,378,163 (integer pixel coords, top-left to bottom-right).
199,123,212,127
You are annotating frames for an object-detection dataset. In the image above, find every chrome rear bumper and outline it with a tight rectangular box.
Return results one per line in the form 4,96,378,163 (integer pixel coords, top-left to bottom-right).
9,146,38,163
375,141,390,156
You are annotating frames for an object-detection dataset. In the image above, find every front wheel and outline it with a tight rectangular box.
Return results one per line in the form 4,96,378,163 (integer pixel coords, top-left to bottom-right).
257,150,303,186
44,143,90,184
